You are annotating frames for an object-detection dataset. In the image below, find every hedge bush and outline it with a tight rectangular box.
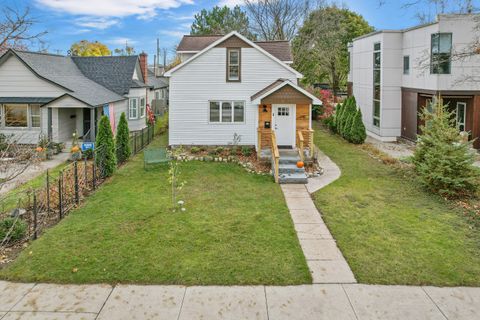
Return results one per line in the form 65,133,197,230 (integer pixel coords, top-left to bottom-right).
0,218,27,243
96,116,117,177
413,96,479,197
115,112,131,164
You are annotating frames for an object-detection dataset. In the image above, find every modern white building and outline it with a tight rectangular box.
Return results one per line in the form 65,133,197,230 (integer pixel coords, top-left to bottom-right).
348,14,480,148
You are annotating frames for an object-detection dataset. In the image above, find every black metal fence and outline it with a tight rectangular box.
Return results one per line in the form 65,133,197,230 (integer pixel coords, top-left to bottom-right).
1,125,155,252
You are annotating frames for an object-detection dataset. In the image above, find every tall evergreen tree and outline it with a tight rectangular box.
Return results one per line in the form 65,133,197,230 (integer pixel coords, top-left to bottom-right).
348,109,367,144
96,116,116,177
115,112,131,164
413,96,479,197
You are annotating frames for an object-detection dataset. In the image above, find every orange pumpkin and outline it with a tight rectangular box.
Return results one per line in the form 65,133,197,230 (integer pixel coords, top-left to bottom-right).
35,146,43,153
296,161,304,168
71,146,80,153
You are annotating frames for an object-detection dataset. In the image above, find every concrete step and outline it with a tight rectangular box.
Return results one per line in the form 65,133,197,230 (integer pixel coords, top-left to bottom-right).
279,156,300,165
279,172,308,184
279,164,305,174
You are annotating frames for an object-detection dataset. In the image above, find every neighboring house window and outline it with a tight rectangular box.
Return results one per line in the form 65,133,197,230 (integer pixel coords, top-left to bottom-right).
140,97,146,118
30,104,40,127
456,102,466,132
5,104,28,127
209,101,245,123
129,98,138,119
403,56,410,74
372,42,381,128
431,33,452,74
155,91,160,100
227,48,240,82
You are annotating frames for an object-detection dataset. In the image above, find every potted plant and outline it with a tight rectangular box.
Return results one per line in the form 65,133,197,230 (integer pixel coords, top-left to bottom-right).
70,131,82,161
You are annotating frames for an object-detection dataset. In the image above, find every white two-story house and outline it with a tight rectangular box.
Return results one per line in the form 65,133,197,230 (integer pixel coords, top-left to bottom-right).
0,50,152,145
165,32,321,152
348,14,480,148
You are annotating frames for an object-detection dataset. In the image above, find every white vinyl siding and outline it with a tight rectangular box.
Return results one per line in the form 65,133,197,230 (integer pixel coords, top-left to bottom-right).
169,47,298,146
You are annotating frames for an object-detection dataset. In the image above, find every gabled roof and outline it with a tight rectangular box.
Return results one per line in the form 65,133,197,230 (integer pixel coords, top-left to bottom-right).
147,70,168,89
176,34,293,62
165,32,302,78
9,50,125,106
251,79,322,105
72,55,140,95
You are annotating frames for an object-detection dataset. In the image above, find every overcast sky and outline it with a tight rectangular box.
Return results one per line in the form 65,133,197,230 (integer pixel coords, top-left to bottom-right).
3,0,478,62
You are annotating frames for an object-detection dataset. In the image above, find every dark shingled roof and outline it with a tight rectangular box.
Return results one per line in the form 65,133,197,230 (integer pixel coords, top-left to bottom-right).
251,79,287,101
147,70,168,89
72,55,140,95
176,35,293,62
13,51,125,106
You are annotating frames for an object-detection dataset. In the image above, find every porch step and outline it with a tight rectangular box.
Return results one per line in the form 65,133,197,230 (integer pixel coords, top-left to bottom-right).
279,172,308,184
279,164,305,174
279,156,300,165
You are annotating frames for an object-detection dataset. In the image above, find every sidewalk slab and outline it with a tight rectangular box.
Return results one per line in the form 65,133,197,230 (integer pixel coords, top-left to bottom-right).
343,284,446,320
178,286,267,320
2,311,97,320
11,284,112,313
299,239,343,260
295,223,332,239
97,285,185,320
308,260,356,284
285,198,317,211
0,281,35,311
266,284,356,320
289,209,324,224
423,286,480,320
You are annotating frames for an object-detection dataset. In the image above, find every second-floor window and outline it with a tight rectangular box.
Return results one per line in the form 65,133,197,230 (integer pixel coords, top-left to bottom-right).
403,56,410,74
227,48,240,82
431,33,452,74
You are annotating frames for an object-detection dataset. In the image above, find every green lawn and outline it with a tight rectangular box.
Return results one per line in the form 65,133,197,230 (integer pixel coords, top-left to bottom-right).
312,122,480,286
0,132,310,285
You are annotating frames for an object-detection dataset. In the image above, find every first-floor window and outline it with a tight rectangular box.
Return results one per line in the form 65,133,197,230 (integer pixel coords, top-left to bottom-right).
209,100,245,123
30,104,41,127
5,104,28,127
140,97,146,118
373,100,380,127
129,98,138,119
155,91,160,100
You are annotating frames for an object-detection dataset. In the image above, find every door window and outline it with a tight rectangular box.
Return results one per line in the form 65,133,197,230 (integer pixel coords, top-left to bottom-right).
456,102,466,132
277,107,290,116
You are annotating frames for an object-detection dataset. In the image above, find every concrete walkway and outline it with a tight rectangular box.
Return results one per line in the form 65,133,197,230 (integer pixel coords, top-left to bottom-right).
1,281,479,320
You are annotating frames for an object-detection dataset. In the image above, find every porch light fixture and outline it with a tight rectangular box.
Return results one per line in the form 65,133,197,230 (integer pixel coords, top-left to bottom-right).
262,105,268,112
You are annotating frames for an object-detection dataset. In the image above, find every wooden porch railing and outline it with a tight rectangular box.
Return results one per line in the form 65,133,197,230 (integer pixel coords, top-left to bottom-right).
271,130,280,183
297,131,304,162
257,128,262,160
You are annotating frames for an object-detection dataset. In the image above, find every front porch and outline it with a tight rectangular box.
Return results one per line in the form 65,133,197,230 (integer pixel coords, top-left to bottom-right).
252,79,322,183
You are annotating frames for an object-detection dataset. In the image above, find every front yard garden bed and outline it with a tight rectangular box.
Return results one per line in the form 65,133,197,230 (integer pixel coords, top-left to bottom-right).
0,134,310,285
312,122,480,286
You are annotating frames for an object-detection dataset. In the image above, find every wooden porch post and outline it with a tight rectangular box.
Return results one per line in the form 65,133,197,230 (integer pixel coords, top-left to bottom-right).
257,128,262,160
90,107,96,142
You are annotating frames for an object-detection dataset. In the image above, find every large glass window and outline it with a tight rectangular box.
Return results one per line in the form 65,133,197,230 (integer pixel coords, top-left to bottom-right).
456,102,466,132
372,42,381,127
227,49,240,81
129,98,138,119
209,101,245,123
30,104,40,127
5,104,28,127
431,33,452,74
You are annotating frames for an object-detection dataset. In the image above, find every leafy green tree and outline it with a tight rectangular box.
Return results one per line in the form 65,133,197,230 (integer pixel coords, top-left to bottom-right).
70,40,111,56
115,112,131,164
96,116,116,177
413,96,479,197
293,6,373,95
348,109,367,144
190,5,255,40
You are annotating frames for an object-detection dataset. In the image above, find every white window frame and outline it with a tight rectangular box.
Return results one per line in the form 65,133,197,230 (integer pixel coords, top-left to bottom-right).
456,102,466,132
139,97,146,118
129,98,138,119
209,100,245,124
227,48,240,82
30,104,41,128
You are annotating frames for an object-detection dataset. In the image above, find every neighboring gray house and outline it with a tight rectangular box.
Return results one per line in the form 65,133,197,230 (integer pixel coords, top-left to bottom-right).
147,68,169,115
0,50,152,145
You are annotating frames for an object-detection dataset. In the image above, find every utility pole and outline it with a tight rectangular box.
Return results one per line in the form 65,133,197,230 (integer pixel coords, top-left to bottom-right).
156,38,160,76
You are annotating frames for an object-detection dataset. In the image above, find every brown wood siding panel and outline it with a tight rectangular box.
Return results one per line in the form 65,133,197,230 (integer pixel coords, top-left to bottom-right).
401,89,418,141
215,35,252,48
261,86,312,104
472,95,480,149
258,104,272,148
